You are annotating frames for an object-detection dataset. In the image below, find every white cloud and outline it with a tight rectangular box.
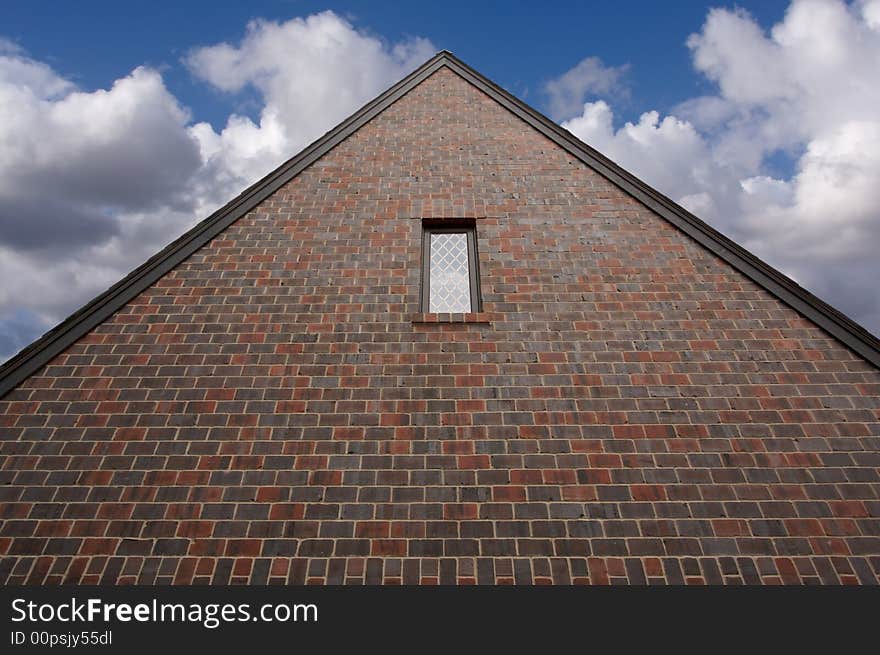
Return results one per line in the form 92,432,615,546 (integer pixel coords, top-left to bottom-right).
865,0,880,29
0,11,434,361
561,0,880,336
1,66,202,217
563,101,727,205
185,11,434,186
0,49,203,291
543,56,628,120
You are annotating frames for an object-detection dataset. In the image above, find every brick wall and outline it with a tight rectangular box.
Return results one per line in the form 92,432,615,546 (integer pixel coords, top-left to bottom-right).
1,67,878,584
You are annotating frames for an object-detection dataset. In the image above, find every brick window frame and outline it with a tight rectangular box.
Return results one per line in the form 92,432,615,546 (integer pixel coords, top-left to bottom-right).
420,221,482,314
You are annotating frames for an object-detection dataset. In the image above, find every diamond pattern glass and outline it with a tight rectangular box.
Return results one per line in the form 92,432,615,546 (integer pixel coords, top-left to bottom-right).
429,232,471,313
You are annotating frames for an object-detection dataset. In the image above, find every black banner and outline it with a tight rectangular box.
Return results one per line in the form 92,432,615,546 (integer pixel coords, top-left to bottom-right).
1,585,876,651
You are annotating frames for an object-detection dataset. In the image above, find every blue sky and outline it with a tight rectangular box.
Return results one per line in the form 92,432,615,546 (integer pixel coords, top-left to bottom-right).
4,1,790,130
1,0,879,360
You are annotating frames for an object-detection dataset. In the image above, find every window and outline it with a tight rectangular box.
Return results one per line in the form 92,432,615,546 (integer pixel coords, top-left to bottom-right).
421,224,481,313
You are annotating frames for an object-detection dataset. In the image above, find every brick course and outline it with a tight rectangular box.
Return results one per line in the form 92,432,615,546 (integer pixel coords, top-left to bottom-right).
1,67,879,584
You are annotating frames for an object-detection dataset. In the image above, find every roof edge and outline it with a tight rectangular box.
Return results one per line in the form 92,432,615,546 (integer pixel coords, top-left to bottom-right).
0,50,878,399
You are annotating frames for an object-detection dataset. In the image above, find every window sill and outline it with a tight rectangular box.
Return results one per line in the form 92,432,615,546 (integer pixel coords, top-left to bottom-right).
410,312,493,324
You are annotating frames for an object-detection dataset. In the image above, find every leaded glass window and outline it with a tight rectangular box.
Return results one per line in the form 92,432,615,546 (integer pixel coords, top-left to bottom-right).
421,225,481,313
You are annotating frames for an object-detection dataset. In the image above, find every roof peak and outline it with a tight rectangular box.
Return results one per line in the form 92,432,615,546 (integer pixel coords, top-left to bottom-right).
0,50,877,396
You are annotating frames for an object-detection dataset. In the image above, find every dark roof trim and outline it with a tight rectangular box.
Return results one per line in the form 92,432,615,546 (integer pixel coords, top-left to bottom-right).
0,51,877,398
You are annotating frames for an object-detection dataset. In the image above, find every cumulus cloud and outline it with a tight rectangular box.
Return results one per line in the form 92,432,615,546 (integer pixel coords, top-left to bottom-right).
543,56,629,120
0,11,434,361
561,0,880,336
185,11,434,186
0,49,205,360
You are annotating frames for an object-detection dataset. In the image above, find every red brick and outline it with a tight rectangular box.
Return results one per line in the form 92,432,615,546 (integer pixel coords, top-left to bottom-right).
0,62,877,587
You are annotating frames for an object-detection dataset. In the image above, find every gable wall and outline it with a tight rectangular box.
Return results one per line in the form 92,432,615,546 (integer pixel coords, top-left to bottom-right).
2,68,878,584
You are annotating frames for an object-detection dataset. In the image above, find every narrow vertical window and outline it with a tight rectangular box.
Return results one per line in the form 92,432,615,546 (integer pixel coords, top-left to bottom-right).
422,224,481,313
